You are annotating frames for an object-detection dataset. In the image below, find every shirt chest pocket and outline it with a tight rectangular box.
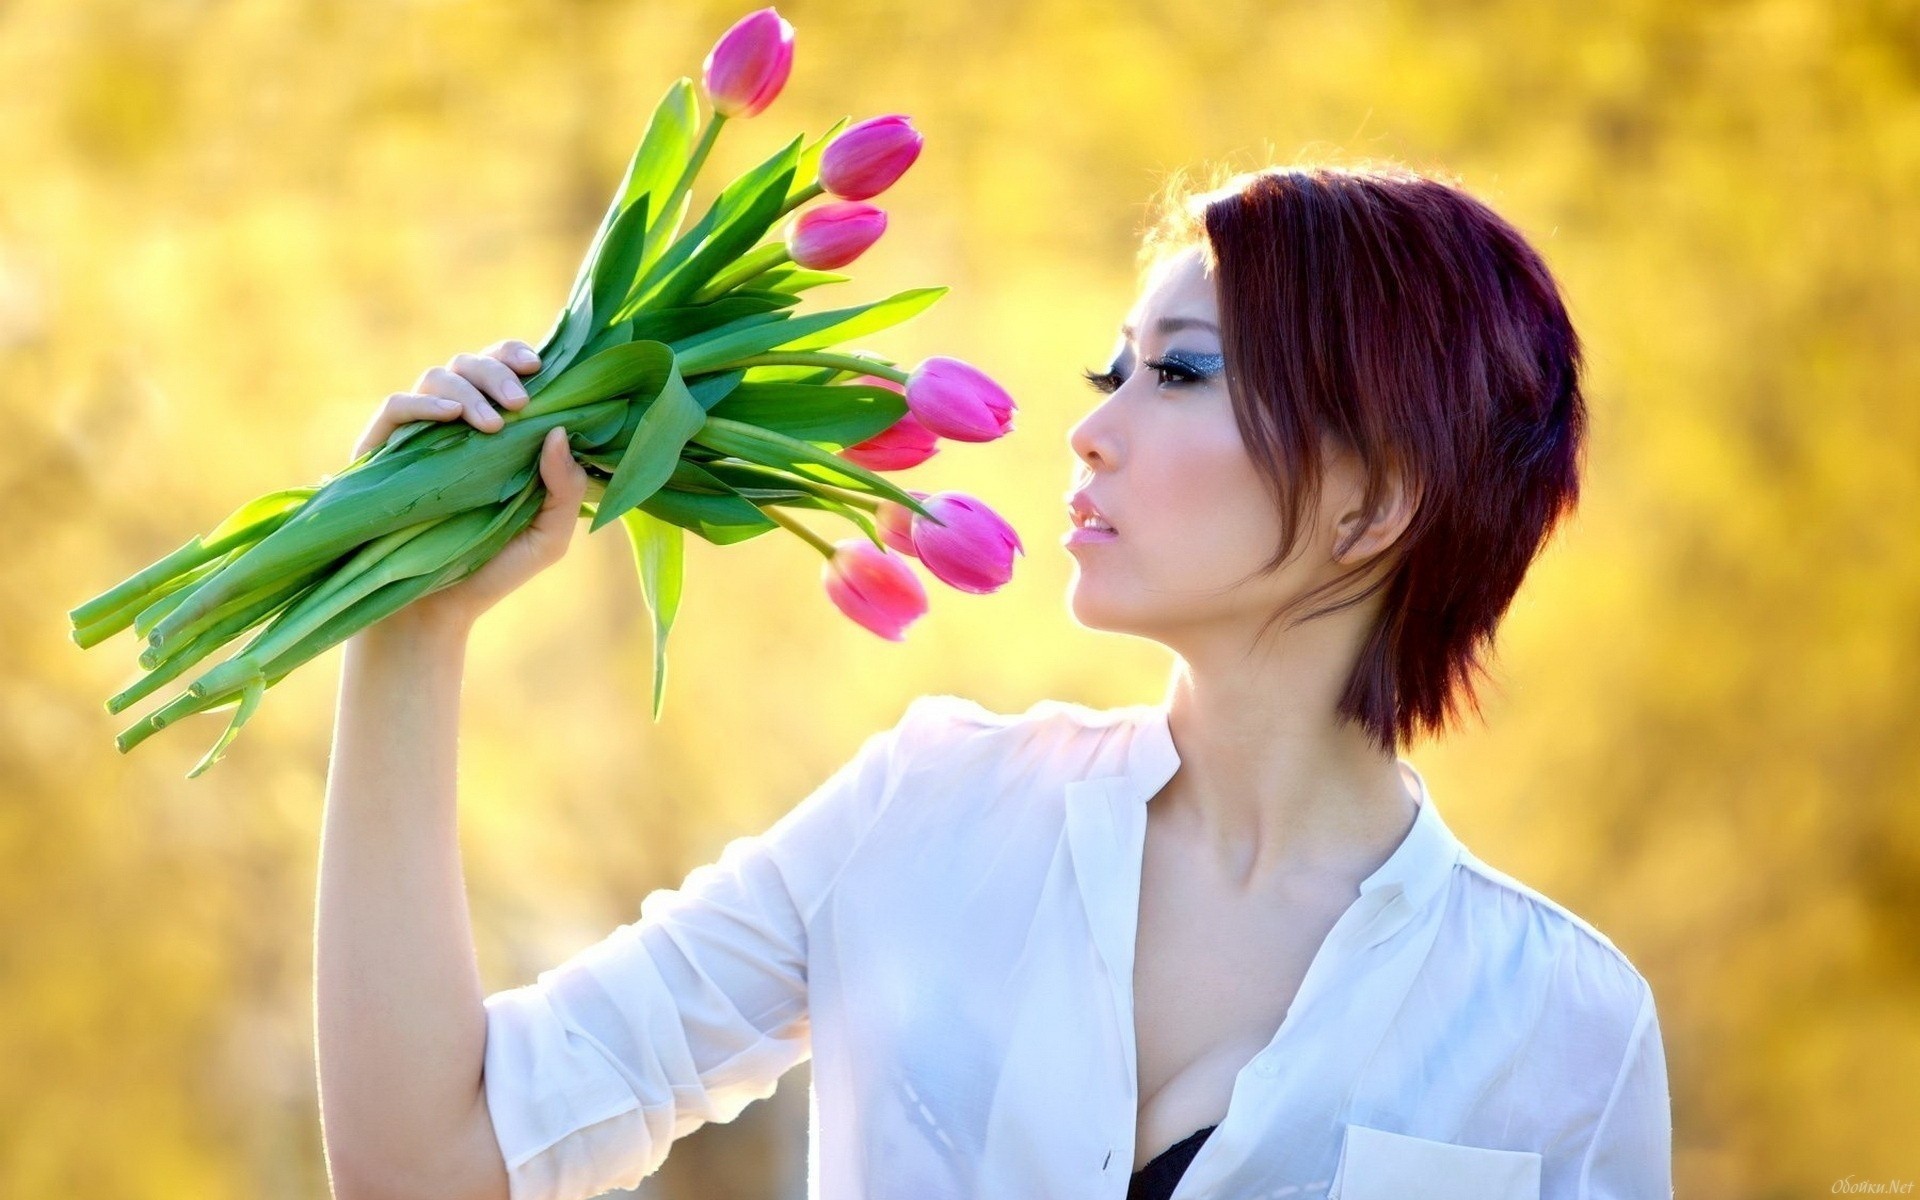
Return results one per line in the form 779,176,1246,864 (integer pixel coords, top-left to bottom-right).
1329,1122,1542,1200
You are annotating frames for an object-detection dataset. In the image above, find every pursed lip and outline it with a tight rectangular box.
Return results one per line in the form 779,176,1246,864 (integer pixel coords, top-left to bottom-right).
1065,489,1116,533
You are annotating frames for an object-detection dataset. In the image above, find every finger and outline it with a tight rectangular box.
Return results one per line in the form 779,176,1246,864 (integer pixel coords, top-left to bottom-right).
415,365,503,432
529,427,587,556
486,339,542,376
354,391,466,457
541,426,588,508
451,351,530,412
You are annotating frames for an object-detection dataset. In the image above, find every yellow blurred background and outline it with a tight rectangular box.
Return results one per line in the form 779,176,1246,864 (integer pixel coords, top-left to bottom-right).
6,0,1917,1195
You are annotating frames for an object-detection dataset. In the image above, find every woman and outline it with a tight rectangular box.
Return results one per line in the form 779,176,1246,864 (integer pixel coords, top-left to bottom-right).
316,164,1671,1200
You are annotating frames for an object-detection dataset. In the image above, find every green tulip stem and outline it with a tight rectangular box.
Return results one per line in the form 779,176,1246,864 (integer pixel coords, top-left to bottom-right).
805,481,882,511
717,351,910,383
67,489,310,631
71,552,228,649
778,179,825,220
760,503,837,558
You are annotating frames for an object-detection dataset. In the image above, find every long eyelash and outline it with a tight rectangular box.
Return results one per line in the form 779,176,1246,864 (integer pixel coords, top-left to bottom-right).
1145,356,1203,385
1080,357,1204,394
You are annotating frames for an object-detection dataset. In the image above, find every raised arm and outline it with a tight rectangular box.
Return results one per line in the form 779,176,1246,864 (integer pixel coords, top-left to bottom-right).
315,334,966,1200
315,338,588,1200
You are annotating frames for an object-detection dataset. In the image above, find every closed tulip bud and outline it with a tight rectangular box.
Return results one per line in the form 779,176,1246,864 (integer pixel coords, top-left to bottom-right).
819,114,925,201
702,7,796,119
904,356,1016,442
875,490,932,557
911,491,1023,594
822,538,928,641
785,201,887,269
844,409,940,471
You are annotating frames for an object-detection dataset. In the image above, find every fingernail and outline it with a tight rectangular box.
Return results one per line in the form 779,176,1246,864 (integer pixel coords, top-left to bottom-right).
434,398,460,412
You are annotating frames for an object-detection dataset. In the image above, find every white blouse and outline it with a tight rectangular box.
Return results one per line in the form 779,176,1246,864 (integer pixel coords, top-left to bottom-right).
481,694,1673,1200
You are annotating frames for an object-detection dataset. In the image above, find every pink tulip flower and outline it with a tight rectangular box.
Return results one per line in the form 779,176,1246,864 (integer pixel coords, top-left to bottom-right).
819,114,925,201
875,490,932,557
785,201,887,269
904,357,1017,442
822,538,927,641
844,409,940,471
909,492,1024,594
702,8,795,119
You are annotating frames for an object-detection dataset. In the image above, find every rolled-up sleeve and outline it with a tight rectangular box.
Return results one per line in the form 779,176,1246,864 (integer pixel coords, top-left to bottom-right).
480,695,958,1200
1578,981,1674,1200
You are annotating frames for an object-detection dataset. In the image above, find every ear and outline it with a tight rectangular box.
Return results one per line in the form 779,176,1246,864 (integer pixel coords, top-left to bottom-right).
1331,450,1421,566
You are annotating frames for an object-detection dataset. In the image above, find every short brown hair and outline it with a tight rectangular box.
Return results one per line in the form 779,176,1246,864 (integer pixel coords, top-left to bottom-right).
1141,161,1589,753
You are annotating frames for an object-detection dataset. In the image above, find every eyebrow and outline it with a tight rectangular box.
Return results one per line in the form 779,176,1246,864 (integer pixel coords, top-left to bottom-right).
1121,317,1219,341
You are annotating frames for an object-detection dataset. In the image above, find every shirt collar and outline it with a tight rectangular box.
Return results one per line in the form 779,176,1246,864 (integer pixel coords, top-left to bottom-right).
1119,701,1462,914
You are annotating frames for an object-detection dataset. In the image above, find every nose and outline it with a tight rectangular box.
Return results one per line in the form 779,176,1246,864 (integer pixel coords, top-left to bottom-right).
1067,407,1111,475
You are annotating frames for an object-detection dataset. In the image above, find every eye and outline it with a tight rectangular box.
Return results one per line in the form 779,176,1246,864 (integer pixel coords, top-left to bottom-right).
1079,357,1200,394
1143,356,1202,387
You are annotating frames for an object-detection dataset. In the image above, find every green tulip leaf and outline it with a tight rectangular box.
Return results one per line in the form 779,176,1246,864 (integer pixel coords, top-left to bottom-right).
592,353,708,532
706,381,907,446
675,287,946,375
618,505,684,721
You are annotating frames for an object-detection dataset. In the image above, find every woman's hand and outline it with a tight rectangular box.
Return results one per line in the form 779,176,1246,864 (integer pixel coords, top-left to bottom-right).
351,338,590,636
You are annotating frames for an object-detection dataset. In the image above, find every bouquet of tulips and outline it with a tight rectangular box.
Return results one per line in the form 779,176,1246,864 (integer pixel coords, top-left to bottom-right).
67,7,1025,779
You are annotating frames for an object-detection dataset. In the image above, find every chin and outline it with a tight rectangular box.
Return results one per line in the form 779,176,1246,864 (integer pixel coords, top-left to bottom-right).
1064,576,1142,636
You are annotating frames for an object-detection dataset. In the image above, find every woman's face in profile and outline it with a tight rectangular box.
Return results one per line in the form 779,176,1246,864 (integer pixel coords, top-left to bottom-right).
1064,245,1362,646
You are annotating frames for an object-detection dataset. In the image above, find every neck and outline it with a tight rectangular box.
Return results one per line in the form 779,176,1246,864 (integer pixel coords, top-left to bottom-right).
1153,641,1416,891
